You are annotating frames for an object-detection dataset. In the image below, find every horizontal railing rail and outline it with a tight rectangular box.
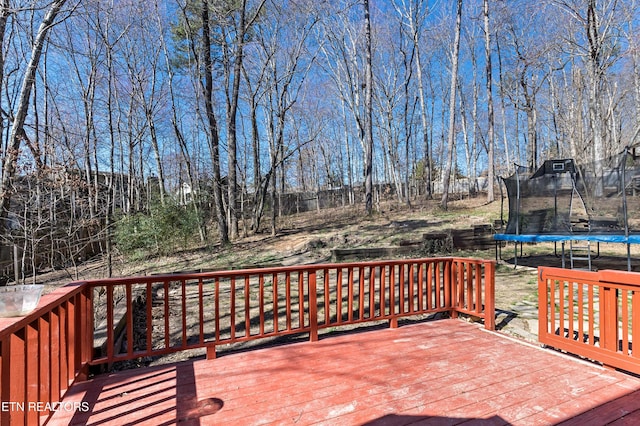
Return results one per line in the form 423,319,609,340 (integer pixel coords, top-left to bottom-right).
0,256,494,425
539,267,640,375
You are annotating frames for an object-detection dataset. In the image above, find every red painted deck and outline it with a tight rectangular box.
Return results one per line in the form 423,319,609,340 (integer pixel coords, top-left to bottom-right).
48,319,640,426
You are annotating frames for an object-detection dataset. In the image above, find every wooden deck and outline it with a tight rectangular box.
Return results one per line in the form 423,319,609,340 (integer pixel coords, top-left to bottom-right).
48,319,640,426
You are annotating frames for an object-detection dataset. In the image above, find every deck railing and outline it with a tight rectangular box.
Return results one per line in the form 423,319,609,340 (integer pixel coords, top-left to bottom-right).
539,267,640,375
0,257,494,425
0,283,92,426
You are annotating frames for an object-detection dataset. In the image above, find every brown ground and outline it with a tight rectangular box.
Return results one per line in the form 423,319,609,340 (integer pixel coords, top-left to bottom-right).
36,198,503,287
31,197,640,346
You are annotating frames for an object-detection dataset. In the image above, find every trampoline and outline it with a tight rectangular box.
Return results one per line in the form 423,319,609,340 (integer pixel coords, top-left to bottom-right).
495,151,640,270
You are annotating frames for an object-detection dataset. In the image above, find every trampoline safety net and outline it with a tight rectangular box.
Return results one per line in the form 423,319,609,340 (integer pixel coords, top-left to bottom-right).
501,151,640,236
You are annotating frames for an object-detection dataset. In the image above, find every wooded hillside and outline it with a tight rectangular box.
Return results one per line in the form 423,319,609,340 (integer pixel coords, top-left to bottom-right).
0,0,638,282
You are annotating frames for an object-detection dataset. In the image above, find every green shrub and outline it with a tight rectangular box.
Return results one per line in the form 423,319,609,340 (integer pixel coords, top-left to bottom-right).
114,201,200,258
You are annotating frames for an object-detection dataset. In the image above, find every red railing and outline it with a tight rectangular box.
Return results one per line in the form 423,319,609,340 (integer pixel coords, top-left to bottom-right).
0,283,92,426
539,267,640,375
0,257,494,425
86,257,494,364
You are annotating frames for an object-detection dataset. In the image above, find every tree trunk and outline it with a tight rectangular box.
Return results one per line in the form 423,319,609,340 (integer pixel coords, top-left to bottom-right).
342,98,355,205
401,35,414,206
415,36,431,200
226,2,247,240
587,0,604,195
0,1,9,157
201,0,229,244
525,103,537,172
495,37,511,173
440,0,462,210
484,0,495,202
105,33,116,277
363,0,374,215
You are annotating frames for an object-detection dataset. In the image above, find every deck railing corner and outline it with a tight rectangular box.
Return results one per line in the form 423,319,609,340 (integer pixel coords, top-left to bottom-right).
538,266,640,375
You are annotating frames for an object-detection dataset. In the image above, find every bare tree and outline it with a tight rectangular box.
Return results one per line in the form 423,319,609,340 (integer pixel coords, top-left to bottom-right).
391,0,433,200
363,0,374,214
122,24,168,206
551,0,632,191
319,1,380,210
155,0,206,242
484,0,495,202
440,0,462,210
217,0,266,239
375,30,404,203
0,0,69,233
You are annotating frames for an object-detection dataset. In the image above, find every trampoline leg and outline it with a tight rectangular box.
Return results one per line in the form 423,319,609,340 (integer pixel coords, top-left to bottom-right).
561,241,565,269
513,242,518,268
628,244,631,272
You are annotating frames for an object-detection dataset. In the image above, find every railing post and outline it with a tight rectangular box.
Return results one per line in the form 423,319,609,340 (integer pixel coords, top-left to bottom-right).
444,260,452,313
206,346,217,360
538,268,549,341
309,270,319,342
484,261,496,331
601,285,619,352
444,259,458,318
389,264,397,328
74,292,87,382
450,260,459,319
389,318,398,329
80,285,93,381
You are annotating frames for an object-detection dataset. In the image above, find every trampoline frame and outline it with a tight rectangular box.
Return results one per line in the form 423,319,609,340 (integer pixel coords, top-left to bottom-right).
494,233,638,271
496,151,640,271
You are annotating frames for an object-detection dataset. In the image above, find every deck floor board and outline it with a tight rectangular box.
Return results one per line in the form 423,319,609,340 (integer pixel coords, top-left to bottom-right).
48,319,640,425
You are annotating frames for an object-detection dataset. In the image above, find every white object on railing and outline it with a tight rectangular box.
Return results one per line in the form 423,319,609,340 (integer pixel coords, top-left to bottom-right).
0,284,44,317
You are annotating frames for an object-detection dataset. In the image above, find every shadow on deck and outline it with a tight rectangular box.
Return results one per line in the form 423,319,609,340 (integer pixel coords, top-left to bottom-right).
49,319,640,426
